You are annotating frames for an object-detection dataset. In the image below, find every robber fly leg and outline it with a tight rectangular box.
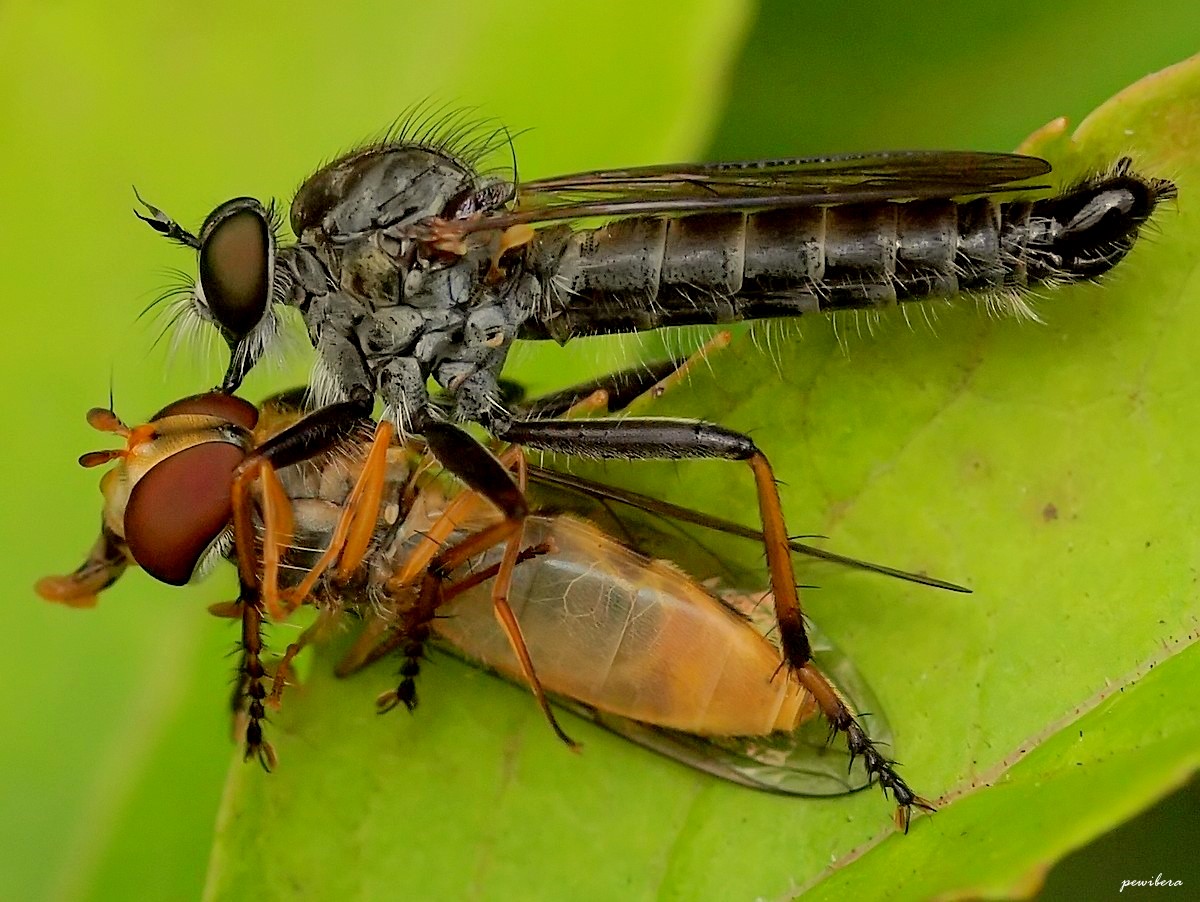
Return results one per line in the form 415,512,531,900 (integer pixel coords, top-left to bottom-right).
514,359,691,420
510,332,734,421
419,423,578,747
498,414,932,827
439,542,554,602
333,442,519,671
621,331,734,412
494,417,814,669
795,662,935,832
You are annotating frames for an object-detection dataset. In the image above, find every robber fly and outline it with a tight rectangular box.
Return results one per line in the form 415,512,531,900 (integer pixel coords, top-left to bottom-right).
128,115,1171,807
137,119,1174,433
38,372,968,828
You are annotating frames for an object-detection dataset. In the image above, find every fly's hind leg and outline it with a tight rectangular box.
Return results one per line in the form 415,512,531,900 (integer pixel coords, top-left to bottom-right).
512,330,733,421
492,413,932,827
795,662,935,832
495,417,812,662
420,422,581,746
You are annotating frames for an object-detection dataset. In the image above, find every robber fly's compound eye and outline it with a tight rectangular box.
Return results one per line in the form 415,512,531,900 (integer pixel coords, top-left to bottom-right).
124,441,246,586
198,198,274,343
151,391,259,431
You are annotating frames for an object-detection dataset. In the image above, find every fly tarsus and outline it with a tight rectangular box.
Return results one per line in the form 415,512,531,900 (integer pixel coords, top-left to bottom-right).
372,592,437,715
232,593,278,771
797,662,931,831
842,717,934,833
376,634,429,715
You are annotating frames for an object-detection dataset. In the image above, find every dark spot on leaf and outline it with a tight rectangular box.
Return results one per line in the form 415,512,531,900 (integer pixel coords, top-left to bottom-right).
1042,502,1059,522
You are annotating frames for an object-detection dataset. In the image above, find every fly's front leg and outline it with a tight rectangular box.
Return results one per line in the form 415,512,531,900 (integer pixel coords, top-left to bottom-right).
227,579,277,770
280,418,398,609
224,392,378,762
231,389,376,618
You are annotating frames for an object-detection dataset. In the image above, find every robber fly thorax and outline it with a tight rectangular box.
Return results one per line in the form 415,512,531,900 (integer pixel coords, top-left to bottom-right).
38,384,965,829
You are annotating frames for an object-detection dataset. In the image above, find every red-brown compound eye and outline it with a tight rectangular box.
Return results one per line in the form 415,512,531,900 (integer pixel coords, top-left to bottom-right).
199,199,272,342
124,441,246,585
151,392,259,430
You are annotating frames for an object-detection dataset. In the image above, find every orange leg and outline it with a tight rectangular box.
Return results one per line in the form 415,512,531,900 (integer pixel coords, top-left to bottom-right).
339,441,576,747
267,605,342,707
562,388,611,418
623,330,734,414
230,456,294,621
282,421,396,611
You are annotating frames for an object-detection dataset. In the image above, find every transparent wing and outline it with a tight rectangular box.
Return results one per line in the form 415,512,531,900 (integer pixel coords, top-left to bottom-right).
433,624,892,797
459,150,1052,233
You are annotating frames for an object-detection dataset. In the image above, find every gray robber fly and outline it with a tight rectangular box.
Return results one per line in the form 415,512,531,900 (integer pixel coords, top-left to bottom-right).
132,114,1173,824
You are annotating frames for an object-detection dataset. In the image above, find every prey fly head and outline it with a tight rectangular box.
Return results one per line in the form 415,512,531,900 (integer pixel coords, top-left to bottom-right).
37,392,259,603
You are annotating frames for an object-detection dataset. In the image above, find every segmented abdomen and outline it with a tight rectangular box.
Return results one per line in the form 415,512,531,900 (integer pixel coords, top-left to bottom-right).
523,187,1126,341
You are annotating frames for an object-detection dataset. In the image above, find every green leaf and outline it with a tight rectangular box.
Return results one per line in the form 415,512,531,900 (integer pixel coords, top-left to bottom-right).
206,56,1200,901
6,3,1196,899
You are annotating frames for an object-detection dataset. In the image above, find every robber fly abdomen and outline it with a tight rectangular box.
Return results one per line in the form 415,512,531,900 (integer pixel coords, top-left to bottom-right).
522,164,1168,341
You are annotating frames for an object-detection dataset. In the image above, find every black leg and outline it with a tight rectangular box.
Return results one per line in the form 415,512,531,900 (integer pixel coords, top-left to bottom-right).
232,582,276,771
495,416,810,663
512,358,689,419
382,424,577,747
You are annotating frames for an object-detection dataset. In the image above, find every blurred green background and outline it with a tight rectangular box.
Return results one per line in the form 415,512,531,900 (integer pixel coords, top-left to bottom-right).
2,2,1197,899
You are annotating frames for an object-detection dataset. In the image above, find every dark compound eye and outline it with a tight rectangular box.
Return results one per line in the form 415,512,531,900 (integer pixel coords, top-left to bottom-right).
151,392,259,430
199,199,272,342
124,441,245,585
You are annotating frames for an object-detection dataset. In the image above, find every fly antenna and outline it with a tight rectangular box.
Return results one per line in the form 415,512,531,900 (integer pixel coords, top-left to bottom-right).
132,186,200,249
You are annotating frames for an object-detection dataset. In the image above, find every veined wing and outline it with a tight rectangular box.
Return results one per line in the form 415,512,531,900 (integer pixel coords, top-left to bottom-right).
458,150,1051,233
